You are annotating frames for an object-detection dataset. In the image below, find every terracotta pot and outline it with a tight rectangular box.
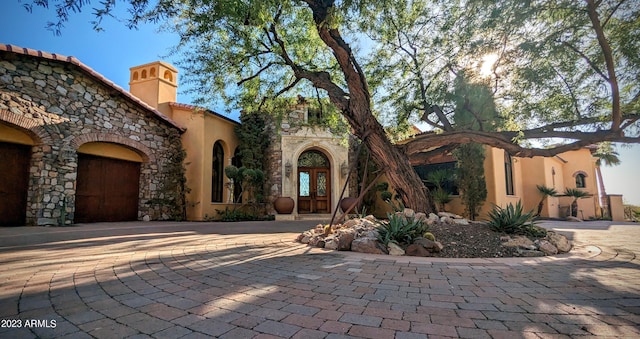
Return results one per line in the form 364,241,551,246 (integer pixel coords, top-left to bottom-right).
340,197,360,213
274,197,294,214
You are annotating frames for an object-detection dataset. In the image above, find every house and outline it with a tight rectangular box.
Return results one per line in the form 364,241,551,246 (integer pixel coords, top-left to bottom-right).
1,43,622,225
0,44,185,226
397,145,621,221
127,62,350,221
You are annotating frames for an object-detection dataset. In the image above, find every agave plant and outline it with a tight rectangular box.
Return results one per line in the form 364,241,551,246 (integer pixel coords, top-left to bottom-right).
487,201,536,235
376,213,429,246
535,185,558,217
563,188,591,218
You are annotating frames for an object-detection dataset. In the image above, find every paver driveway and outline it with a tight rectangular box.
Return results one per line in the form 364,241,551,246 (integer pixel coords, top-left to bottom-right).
0,220,639,338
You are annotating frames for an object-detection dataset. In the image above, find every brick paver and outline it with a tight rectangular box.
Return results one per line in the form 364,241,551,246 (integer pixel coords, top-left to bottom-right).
0,220,639,338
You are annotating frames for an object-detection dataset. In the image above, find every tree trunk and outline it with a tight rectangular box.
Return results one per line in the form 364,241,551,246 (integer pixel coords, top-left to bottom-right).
596,166,608,217
300,0,434,213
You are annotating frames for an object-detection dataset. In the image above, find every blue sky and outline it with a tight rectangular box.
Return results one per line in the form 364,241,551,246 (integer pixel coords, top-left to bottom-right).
1,1,639,206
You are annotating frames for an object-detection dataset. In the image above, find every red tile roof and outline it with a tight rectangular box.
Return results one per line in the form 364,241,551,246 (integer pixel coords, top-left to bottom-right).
0,44,185,132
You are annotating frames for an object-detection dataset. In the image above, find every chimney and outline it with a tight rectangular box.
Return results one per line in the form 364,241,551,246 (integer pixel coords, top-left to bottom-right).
129,61,178,117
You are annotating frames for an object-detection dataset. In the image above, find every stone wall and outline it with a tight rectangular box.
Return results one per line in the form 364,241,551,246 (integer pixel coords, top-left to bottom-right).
0,51,183,225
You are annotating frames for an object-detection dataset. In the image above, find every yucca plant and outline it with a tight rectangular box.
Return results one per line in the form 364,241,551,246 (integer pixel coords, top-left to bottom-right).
376,213,429,246
487,201,536,234
432,188,453,212
535,185,558,217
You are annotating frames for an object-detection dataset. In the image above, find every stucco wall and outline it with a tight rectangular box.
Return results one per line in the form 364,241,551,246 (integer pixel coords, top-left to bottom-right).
0,52,183,225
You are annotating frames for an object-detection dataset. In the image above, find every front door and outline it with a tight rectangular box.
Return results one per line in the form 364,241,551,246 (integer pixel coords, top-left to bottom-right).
298,168,330,213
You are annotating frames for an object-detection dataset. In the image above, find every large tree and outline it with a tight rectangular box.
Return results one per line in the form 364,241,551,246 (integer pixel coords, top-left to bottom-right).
26,0,640,214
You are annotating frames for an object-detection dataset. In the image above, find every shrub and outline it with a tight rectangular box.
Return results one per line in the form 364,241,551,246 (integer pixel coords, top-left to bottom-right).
487,201,537,235
376,213,429,246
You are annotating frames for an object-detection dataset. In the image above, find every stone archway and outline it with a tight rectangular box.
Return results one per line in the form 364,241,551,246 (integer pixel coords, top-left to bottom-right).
297,149,331,214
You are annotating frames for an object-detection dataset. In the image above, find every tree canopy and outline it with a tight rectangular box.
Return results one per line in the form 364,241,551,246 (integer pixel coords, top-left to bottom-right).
23,0,640,212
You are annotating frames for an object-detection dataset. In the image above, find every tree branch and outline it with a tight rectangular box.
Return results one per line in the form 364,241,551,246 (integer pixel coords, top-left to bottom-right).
562,41,608,81
586,0,622,131
236,62,275,86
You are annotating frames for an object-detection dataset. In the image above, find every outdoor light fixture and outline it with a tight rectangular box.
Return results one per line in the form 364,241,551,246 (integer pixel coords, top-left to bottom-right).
285,161,292,178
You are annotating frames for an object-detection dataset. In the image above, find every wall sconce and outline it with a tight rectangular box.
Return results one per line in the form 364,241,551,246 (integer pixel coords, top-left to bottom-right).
285,161,292,178
340,161,349,177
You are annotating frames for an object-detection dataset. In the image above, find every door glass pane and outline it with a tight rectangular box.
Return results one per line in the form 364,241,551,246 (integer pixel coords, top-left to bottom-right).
317,172,326,197
299,171,310,197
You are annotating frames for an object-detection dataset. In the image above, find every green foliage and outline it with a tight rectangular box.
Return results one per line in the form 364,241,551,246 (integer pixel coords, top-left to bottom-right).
215,207,274,222
224,165,266,204
376,213,430,247
487,201,539,236
237,111,270,170
563,188,591,218
146,144,189,221
431,189,452,212
453,143,487,220
535,185,558,216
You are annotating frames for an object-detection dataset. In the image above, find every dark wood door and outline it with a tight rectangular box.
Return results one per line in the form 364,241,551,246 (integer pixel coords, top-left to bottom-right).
298,168,330,214
75,154,141,223
0,142,31,226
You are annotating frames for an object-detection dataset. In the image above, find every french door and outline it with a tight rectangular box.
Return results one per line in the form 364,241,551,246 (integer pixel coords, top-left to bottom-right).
298,168,330,213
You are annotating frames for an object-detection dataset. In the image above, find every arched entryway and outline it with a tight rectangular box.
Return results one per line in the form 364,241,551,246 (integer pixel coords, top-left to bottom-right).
297,150,331,214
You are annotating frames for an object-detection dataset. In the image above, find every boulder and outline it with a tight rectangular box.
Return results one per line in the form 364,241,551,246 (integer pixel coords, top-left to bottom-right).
308,235,324,247
428,213,440,223
351,237,387,254
547,232,572,253
502,236,536,250
438,212,464,219
537,240,558,256
440,216,454,224
337,230,356,251
403,208,416,219
342,219,359,228
387,242,405,256
406,244,431,257
324,236,338,250
414,212,427,222
413,237,444,253
453,218,470,225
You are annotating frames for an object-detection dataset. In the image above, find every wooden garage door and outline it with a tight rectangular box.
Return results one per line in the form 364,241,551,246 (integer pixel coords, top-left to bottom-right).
75,154,141,223
0,142,31,226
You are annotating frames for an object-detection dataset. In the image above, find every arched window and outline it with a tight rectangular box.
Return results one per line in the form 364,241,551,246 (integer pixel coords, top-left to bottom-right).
575,173,586,188
141,69,147,79
504,152,514,195
232,148,242,203
149,67,156,78
132,71,139,81
212,142,224,202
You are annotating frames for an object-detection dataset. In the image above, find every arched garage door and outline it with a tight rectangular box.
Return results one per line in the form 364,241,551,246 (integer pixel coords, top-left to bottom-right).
0,142,31,226
75,154,141,223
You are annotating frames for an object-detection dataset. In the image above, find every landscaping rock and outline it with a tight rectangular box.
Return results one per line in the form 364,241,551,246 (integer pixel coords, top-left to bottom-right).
403,208,416,219
413,237,444,253
453,218,470,225
351,237,387,254
337,230,356,251
438,212,464,219
537,240,558,255
406,244,431,257
324,236,338,250
502,236,536,250
387,242,405,256
547,232,572,253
